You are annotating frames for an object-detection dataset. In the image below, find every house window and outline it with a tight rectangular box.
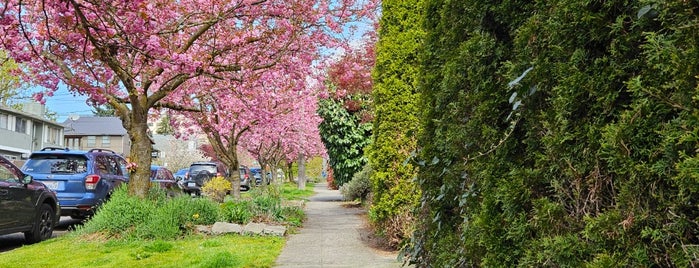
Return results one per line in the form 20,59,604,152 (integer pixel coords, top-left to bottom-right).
87,136,96,147
0,114,7,129
15,118,27,134
102,136,111,146
66,138,81,149
46,127,61,144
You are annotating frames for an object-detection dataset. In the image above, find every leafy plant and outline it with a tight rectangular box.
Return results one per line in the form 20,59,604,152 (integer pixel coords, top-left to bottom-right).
340,164,373,202
317,98,372,186
219,200,254,224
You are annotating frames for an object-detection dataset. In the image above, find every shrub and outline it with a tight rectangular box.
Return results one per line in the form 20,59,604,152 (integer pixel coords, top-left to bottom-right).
340,164,372,202
275,206,305,227
78,186,220,240
201,176,232,203
219,200,254,224
78,186,156,238
78,180,305,240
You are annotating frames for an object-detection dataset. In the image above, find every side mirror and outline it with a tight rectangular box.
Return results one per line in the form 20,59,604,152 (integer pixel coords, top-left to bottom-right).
21,175,32,184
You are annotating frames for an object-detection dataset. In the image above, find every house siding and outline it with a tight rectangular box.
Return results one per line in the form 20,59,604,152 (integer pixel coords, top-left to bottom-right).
0,106,64,160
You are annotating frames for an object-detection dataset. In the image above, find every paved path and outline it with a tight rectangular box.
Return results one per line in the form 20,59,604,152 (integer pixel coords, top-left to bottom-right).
275,184,403,268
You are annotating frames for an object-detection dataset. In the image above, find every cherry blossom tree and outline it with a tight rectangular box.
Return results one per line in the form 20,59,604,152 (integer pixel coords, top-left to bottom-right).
239,90,326,189
0,0,377,198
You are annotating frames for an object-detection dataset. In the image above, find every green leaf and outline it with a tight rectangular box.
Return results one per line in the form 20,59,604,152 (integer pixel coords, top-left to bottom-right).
509,92,518,104
637,5,652,19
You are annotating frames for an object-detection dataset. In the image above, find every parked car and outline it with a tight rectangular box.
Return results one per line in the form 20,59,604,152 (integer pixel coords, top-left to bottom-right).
149,165,182,196
249,167,271,185
174,168,188,181
181,161,250,196
21,147,129,219
0,155,60,243
238,165,253,189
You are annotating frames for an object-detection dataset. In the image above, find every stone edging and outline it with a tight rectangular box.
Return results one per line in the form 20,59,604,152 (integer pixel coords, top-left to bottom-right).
195,222,287,237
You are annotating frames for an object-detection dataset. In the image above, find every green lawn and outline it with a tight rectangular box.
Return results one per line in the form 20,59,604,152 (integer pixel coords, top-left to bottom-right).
0,182,316,268
0,235,284,268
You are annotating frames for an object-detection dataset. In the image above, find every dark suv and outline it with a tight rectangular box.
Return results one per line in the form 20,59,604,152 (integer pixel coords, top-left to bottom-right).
21,147,129,219
181,161,250,195
0,155,60,243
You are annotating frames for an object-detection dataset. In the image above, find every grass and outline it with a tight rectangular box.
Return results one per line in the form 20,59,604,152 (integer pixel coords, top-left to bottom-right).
0,235,284,268
0,182,316,268
278,182,315,200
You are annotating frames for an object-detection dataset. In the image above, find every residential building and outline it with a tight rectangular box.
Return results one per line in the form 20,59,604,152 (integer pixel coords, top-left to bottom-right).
62,116,131,155
0,105,64,161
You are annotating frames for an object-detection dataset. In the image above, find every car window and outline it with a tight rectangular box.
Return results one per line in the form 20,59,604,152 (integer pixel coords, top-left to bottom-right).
116,157,128,177
0,162,19,183
189,165,217,174
22,155,88,174
150,169,172,180
162,169,173,180
96,155,121,175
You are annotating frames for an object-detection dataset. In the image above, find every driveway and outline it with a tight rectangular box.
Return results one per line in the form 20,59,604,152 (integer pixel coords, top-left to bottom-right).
0,217,83,253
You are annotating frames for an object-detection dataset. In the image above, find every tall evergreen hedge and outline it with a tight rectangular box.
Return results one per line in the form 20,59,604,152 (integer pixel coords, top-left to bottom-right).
367,0,423,247
410,0,699,266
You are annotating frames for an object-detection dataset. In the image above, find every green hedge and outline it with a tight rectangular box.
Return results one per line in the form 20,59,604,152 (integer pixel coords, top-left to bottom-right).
409,0,699,266
366,0,424,248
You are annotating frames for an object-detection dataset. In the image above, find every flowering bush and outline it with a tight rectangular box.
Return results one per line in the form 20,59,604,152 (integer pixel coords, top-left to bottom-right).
201,176,231,203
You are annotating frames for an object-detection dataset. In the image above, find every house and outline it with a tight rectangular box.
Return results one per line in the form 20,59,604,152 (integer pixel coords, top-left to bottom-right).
62,116,132,155
0,104,65,160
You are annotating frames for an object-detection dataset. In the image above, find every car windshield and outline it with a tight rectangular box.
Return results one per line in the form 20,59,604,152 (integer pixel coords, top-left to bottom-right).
23,155,88,174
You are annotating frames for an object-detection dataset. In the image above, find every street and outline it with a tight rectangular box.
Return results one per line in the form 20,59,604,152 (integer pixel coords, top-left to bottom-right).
0,217,83,253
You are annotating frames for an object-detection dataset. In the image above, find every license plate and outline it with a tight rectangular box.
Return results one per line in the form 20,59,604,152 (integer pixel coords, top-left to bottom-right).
187,182,196,187
43,181,59,190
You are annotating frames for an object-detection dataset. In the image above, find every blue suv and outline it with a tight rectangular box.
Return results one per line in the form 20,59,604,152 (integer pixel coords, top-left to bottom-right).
21,147,129,219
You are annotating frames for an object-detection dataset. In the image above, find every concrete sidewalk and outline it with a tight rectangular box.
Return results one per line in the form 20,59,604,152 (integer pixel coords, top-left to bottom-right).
275,183,403,268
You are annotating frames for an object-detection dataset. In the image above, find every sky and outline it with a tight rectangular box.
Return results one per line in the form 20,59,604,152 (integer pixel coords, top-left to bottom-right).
41,86,93,122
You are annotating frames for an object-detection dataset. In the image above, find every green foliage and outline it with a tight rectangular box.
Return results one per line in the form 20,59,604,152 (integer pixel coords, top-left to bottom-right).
155,114,174,135
79,186,157,237
79,184,306,240
78,186,219,240
91,104,116,116
218,184,306,226
276,206,305,227
340,164,372,202
406,0,699,266
219,200,254,224
367,0,424,249
317,98,372,186
0,51,23,106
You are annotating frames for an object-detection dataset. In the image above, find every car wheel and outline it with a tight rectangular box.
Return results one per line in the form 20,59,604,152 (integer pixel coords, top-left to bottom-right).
24,203,55,244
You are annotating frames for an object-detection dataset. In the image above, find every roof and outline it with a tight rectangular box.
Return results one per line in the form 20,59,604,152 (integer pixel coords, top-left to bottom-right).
62,116,127,136
0,105,64,128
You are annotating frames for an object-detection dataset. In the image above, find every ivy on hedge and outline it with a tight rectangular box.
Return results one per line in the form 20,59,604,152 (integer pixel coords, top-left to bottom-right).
317,98,372,186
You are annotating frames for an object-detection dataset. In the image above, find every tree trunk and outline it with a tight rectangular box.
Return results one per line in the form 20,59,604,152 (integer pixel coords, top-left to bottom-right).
297,153,306,190
286,161,294,183
225,162,241,199
123,108,152,198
